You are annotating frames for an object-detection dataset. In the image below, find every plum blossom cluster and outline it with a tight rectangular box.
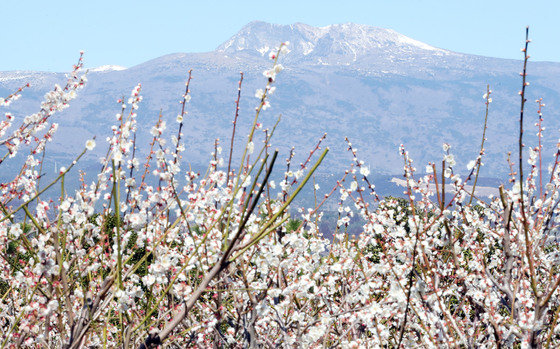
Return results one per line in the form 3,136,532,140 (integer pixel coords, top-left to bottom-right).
254,42,288,111
0,54,87,211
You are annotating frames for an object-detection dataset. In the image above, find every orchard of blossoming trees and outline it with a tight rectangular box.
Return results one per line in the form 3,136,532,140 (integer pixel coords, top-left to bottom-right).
1,28,560,348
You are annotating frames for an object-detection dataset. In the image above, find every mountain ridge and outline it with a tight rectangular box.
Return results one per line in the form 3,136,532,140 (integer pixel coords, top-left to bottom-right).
1,21,559,188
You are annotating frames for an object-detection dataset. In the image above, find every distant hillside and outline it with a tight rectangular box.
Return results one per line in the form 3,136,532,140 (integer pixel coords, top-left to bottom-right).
2,21,559,189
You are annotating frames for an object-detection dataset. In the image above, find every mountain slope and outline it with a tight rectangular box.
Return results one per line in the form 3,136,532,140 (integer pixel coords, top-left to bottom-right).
1,21,559,185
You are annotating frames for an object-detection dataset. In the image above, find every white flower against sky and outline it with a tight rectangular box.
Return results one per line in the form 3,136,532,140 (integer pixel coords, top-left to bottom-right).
85,139,96,150
360,166,370,177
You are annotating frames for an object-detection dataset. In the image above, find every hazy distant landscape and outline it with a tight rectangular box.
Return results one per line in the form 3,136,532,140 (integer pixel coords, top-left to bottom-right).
2,21,560,190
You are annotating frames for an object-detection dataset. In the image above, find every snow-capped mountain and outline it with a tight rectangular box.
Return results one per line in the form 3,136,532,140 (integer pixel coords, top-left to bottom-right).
218,21,447,63
1,21,560,187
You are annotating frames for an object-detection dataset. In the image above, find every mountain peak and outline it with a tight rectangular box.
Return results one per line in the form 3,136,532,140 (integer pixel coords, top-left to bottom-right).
216,21,446,63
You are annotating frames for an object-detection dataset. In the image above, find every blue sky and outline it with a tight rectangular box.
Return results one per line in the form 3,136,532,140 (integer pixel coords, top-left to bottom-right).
3,0,559,71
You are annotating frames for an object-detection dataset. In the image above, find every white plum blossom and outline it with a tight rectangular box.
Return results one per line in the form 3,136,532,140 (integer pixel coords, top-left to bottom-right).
85,139,96,150
360,166,370,177
247,141,254,154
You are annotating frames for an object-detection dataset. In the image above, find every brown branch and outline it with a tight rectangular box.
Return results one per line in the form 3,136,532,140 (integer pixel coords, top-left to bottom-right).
227,72,244,183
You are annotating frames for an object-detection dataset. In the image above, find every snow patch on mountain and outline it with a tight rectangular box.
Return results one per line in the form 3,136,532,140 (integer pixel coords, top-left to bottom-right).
302,42,315,55
0,72,36,82
257,46,270,56
389,30,442,52
90,65,127,72
0,71,56,87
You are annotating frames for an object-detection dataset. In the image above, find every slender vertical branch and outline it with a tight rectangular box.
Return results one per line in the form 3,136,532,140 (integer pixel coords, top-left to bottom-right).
536,98,545,199
469,85,490,205
227,72,244,183
518,27,530,221
174,70,193,164
111,160,123,290
517,27,539,297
